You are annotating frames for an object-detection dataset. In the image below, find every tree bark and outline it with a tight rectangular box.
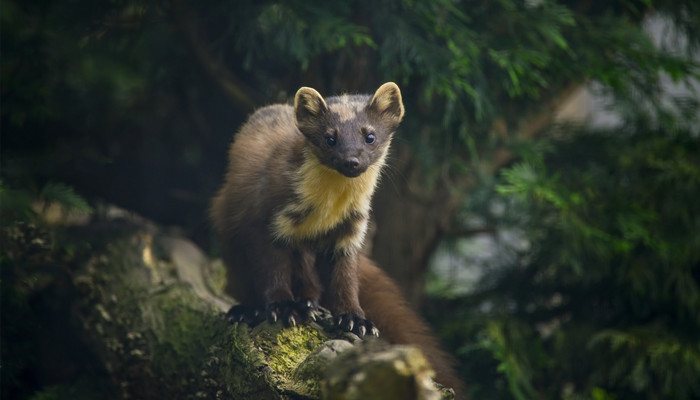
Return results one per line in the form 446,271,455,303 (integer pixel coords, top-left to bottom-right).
370,142,463,307
2,211,454,400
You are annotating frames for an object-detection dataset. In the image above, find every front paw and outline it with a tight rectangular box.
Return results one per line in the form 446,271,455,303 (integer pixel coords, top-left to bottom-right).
226,304,263,325
267,299,319,327
336,313,380,337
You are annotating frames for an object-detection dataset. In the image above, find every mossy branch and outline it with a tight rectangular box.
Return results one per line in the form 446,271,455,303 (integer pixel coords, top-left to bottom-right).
3,212,454,400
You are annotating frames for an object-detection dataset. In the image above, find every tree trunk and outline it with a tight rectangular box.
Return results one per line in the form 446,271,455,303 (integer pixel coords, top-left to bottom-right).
370,143,462,307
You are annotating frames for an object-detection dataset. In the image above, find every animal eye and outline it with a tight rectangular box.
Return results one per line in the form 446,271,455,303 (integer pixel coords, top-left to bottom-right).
325,136,336,147
365,133,376,144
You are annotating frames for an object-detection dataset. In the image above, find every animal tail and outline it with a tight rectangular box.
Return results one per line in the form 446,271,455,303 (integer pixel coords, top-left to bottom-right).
357,254,464,396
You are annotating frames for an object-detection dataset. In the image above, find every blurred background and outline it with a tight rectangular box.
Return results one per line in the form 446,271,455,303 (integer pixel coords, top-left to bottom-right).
2,0,699,399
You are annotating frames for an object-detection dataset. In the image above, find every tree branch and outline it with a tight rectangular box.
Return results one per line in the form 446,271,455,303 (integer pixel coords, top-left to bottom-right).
169,0,262,111
488,83,583,173
3,213,454,399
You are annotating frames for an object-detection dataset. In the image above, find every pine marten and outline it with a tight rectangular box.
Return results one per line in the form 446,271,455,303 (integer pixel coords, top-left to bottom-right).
210,83,462,393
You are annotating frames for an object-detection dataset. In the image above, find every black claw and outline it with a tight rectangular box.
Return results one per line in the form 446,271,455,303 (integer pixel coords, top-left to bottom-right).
336,313,377,337
300,299,318,322
269,310,278,323
266,299,319,327
226,304,264,326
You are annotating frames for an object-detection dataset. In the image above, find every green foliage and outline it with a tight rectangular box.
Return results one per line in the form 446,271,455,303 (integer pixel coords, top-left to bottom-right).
237,2,376,70
39,183,93,214
6,0,696,189
590,327,700,396
0,181,93,222
434,118,700,399
477,319,540,400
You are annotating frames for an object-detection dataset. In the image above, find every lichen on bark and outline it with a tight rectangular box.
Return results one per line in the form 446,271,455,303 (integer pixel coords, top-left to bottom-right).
4,212,452,400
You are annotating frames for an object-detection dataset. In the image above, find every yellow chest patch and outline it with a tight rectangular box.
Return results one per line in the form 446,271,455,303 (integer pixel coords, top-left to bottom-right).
273,151,383,244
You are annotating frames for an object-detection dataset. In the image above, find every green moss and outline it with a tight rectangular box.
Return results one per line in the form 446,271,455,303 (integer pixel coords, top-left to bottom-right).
254,323,327,379
204,258,229,297
213,323,287,400
144,284,224,376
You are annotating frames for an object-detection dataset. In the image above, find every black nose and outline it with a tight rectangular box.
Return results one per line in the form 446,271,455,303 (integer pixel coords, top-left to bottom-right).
344,157,360,170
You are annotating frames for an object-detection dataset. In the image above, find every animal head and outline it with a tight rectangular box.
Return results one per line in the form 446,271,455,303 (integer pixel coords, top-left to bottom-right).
294,82,404,178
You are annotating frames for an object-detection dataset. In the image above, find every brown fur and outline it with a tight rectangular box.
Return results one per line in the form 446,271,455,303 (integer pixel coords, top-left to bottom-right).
358,255,464,394
210,83,462,394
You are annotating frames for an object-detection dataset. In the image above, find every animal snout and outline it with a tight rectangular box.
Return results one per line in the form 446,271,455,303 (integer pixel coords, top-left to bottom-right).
344,157,360,170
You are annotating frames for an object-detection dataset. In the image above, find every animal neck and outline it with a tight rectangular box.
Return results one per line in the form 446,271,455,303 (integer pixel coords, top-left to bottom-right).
272,147,385,243
296,148,384,208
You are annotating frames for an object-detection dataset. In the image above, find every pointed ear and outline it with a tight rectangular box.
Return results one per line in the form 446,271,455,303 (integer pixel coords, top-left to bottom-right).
294,87,329,132
368,82,405,124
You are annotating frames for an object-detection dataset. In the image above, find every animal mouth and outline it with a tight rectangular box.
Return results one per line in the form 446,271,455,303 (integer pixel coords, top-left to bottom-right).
338,166,366,178
334,157,366,177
